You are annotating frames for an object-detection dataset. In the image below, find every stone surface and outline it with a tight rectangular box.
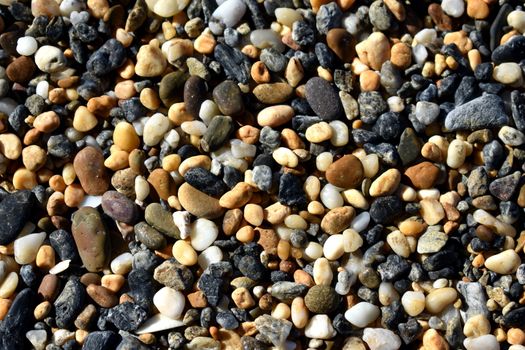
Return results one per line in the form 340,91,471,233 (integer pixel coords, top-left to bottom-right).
71,207,109,272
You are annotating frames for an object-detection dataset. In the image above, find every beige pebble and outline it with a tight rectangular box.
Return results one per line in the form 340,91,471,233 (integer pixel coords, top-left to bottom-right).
342,189,369,209
33,111,60,133
135,43,167,77
291,297,309,329
244,204,263,226
257,105,294,127
401,291,425,316
422,329,449,350
285,57,304,87
321,206,355,234
219,182,253,209
34,300,51,320
386,230,411,258
104,150,129,171
172,240,198,266
35,245,55,271
343,228,363,252
313,257,333,285
369,168,401,197
463,314,491,337
113,122,140,152
64,184,85,207
484,249,521,274
305,122,333,143
73,106,98,132
273,147,299,168
22,145,47,172
0,133,22,160
425,287,457,314
232,287,255,309
420,199,446,225
179,155,211,176
304,175,321,201
13,168,38,190
0,272,18,298
447,139,466,169
101,274,126,293
356,32,391,70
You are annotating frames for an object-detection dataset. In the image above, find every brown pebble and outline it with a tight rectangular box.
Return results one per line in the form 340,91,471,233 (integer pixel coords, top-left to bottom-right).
75,304,97,330
188,290,207,308
6,56,36,83
325,154,364,188
178,182,225,219
404,161,440,189
38,274,60,301
147,168,176,200
73,146,110,195
428,3,453,31
33,111,60,133
326,28,356,62
86,284,118,308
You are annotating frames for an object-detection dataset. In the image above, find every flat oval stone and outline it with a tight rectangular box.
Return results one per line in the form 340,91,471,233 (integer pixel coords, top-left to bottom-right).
253,83,294,104
178,183,224,219
71,207,109,272
101,191,139,224
134,222,166,250
305,77,343,120
145,203,180,238
184,76,207,118
213,80,244,116
73,146,110,195
325,154,364,188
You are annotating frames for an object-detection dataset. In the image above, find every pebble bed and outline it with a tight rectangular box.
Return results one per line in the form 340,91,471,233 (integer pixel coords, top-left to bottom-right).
1,0,525,349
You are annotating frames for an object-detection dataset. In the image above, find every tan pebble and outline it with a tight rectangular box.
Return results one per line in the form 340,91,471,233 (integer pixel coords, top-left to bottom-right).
425,287,457,314
194,31,216,54
356,32,391,70
310,0,330,12
86,284,118,308
390,42,412,69
47,191,68,216
467,0,489,19
468,49,482,71
73,106,98,132
232,287,255,309
294,270,314,287
35,245,55,271
369,168,401,197
22,145,47,171
420,199,445,225
236,225,255,243
219,182,253,209
273,147,299,168
443,31,473,54
148,168,176,200
114,80,136,99
104,150,129,171
304,175,321,201
257,105,294,127
172,239,198,266
64,184,84,207
87,0,109,18
0,272,18,298
360,70,381,91
113,122,140,152
38,274,60,301
13,168,38,190
285,57,304,87
135,44,167,77
178,183,224,219
507,328,525,345
87,95,116,118
179,155,211,176
281,128,304,150
34,300,51,320
384,0,405,21
101,274,126,293
223,209,243,235
140,87,161,110
343,228,363,252
326,28,356,62
49,175,66,192
305,122,333,143
167,39,194,63
484,249,521,274
313,257,333,285
272,302,291,320
251,61,271,84
399,219,427,236
386,230,411,257
422,329,449,350
463,314,491,337
244,204,263,226
162,154,182,172
264,202,291,224
335,0,356,11
0,133,22,159
75,329,89,345
321,206,355,234
33,111,60,133
342,189,369,209
291,297,309,328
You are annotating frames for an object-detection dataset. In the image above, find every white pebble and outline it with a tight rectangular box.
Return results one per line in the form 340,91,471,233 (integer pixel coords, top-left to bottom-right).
36,80,49,99
181,121,207,136
441,0,465,18
34,46,67,73
59,0,85,16
163,129,180,148
135,175,150,202
212,0,246,28
345,302,380,328
303,242,323,261
250,29,285,52
144,113,171,146
146,0,190,17
412,44,428,65
49,260,71,275
508,10,525,33
16,36,38,56
323,234,344,260
350,211,370,233
363,328,402,350
26,329,47,350
498,125,525,146
493,62,523,85
414,28,437,46
343,13,360,35
463,334,500,350
153,286,185,319
199,100,220,125
304,314,336,339
231,139,256,158
316,152,333,172
329,120,349,147
70,11,90,25
378,281,399,306
136,314,185,334
447,139,466,169
14,232,46,265
110,252,133,275
189,218,218,251
320,183,344,209
198,246,223,270
401,291,426,316
387,96,404,112
172,211,191,239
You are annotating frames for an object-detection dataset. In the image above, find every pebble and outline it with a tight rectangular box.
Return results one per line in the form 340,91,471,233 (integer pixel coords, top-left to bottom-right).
363,328,402,350
305,77,343,120
257,105,294,127
484,249,521,274
304,314,336,339
153,286,185,319
326,155,363,189
71,207,109,272
212,0,246,28
464,334,499,350
14,232,46,265
345,302,380,328
445,94,509,131
425,287,458,314
34,46,66,73
73,146,109,195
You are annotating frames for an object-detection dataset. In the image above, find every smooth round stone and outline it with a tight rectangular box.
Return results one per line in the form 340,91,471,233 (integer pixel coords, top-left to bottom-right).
181,121,207,136
73,146,110,195
145,0,190,17
153,286,185,319
275,7,302,27
71,207,109,272
212,0,246,28
320,184,344,209
362,328,402,350
0,271,18,298
304,314,336,340
172,240,198,266
34,46,66,73
258,105,294,127
305,77,343,120
369,168,401,197
197,246,223,270
441,0,465,17
350,212,370,233
344,302,380,328
425,287,457,314
493,62,523,85
313,257,333,286
323,234,344,260
329,120,349,147
464,334,499,350
189,218,218,251
179,183,224,219
498,126,525,146
326,155,364,189
484,249,521,274
143,113,170,146
401,291,425,316
378,282,399,306
14,232,46,265
414,28,437,46
343,228,363,253
113,122,140,152
16,36,38,56
508,10,525,33
101,191,138,224
273,147,298,168
110,252,132,275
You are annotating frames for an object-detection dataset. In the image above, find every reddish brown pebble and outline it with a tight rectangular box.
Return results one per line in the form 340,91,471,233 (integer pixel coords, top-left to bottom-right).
73,146,110,195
